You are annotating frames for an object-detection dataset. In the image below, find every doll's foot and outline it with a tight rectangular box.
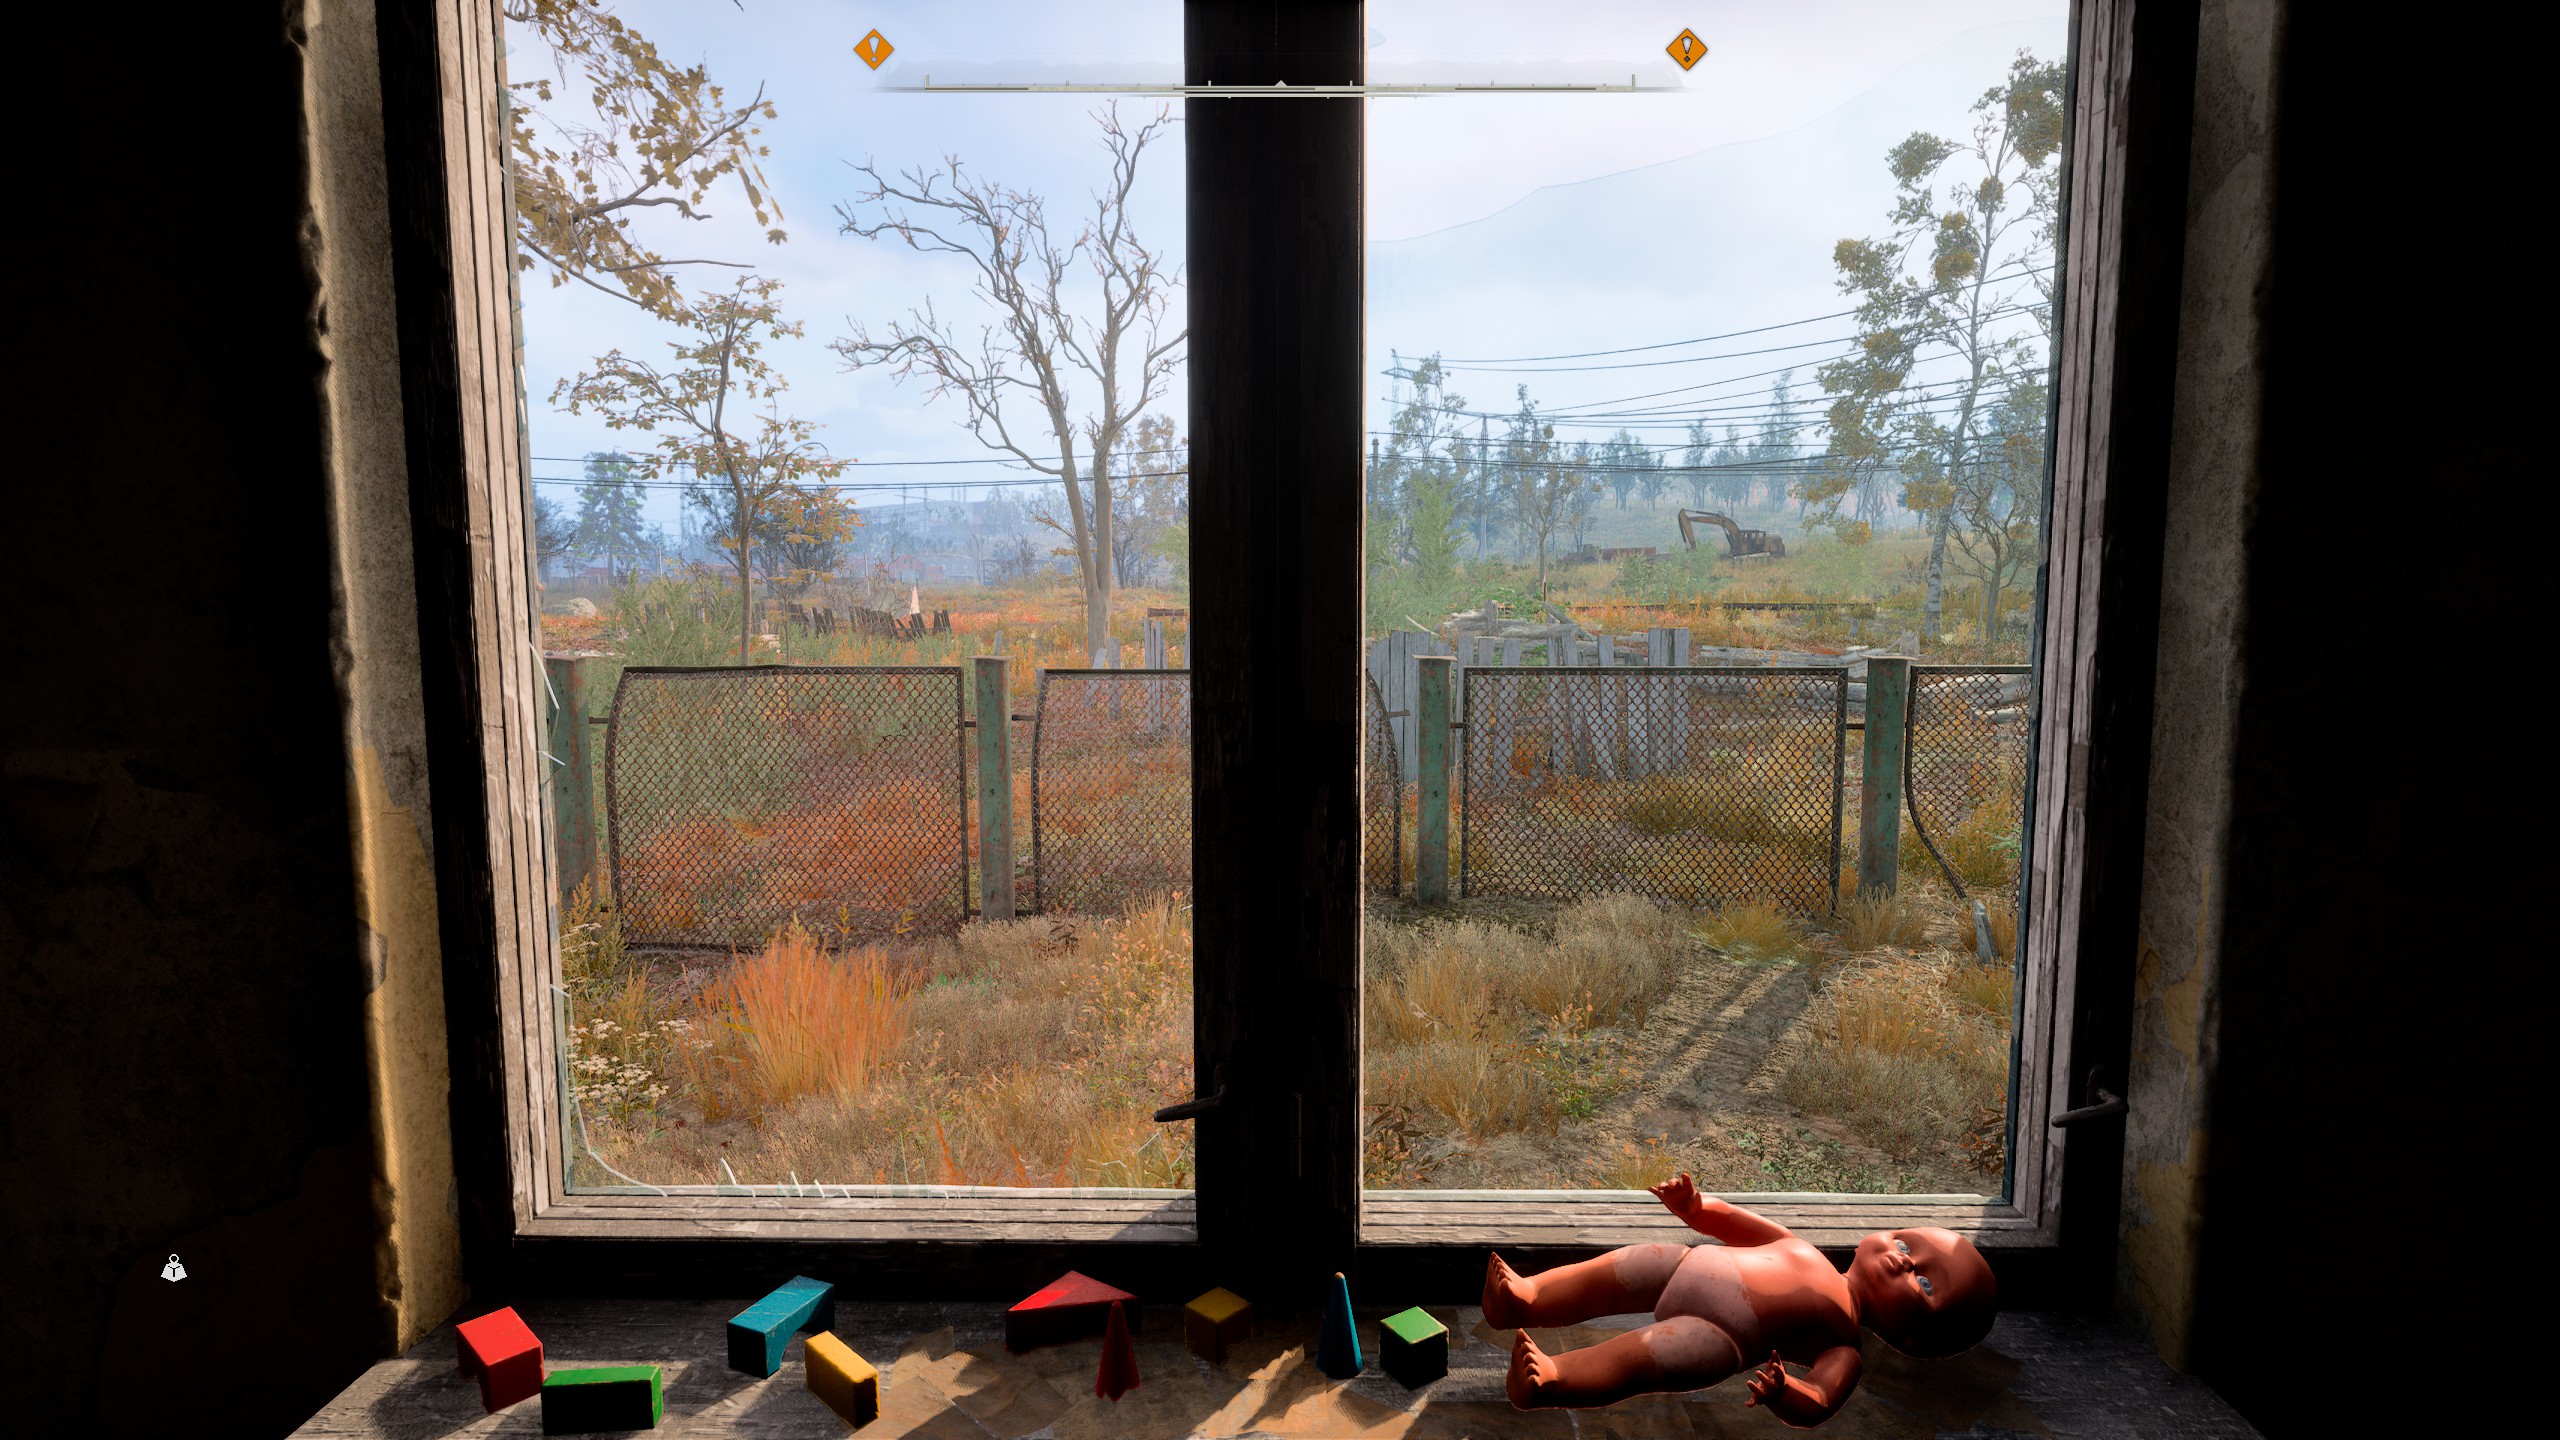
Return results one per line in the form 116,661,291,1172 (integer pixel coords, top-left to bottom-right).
1483,1251,1536,1329
1506,1328,1562,1409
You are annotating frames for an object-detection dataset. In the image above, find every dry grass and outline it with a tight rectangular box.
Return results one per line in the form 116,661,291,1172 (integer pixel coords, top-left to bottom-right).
679,930,910,1123
1582,1135,1681,1191
1944,957,2015,1018
1364,894,1685,1168
1373,1040,1558,1140
1834,888,1935,951
572,899,1196,1190
1697,899,1802,960
1615,774,1829,854
1783,951,2011,1172
1903,803,2021,894
1981,896,2018,962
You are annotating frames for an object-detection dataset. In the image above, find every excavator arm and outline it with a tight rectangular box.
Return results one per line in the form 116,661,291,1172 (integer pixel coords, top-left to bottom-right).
1677,509,1744,555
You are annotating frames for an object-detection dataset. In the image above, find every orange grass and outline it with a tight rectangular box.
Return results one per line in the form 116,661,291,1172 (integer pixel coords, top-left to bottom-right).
679,929,911,1122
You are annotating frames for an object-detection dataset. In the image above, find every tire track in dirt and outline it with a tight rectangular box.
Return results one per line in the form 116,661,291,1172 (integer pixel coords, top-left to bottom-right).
1624,947,1819,1122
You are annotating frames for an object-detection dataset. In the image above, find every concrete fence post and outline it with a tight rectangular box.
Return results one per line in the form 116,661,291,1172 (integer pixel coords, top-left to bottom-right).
544,654,599,905
972,655,1016,920
1858,655,1912,897
1415,655,1454,905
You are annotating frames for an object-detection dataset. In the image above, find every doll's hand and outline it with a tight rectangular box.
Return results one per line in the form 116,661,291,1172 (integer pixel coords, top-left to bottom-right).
1744,1352,1789,1408
1649,1172,1702,1216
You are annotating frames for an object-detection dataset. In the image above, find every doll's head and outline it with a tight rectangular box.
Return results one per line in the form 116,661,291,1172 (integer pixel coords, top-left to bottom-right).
1847,1227,1997,1358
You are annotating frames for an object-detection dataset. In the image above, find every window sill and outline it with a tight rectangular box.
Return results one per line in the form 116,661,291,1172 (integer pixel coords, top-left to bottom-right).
527,1190,1197,1244
1361,1190,2046,1250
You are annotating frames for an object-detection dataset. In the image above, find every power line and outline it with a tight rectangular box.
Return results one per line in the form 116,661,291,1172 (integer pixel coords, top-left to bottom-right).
531,472,1185,492
531,445,1189,469
1412,260,2053,366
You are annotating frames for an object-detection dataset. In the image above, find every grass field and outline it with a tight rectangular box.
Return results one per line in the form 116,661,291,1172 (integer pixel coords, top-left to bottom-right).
541,519,2026,1195
559,877,2013,1195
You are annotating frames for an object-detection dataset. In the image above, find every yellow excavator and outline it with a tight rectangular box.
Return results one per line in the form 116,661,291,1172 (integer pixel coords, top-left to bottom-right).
1676,509,1787,559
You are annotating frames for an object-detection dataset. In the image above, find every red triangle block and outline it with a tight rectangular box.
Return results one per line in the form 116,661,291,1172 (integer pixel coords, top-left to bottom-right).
1095,1300,1141,1401
1005,1270,1141,1352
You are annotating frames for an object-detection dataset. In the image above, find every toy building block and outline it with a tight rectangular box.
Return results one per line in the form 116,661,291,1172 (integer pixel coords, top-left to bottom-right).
1378,1306,1450,1389
1005,1270,1141,1352
726,1275,837,1378
540,1365,663,1434
1095,1300,1142,1400
1182,1287,1253,1363
803,1331,880,1428
454,1305,545,1412
1316,1272,1363,1379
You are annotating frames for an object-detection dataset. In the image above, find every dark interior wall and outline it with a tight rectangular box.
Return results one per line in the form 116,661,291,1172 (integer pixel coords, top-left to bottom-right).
2184,9,2529,1437
0,7,387,1437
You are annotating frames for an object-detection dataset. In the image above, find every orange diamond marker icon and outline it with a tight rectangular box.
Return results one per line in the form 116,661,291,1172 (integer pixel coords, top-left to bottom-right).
855,29,894,70
1667,29,1708,71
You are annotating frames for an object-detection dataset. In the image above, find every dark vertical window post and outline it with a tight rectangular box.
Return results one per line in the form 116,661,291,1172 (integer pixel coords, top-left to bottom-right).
1186,0,1366,1296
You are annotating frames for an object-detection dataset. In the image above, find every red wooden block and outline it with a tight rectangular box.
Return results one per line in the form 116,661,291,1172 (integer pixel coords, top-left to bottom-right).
455,1306,545,1412
1005,1271,1141,1352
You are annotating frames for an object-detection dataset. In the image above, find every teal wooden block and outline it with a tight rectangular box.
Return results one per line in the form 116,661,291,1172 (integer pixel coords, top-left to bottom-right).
541,1365,662,1433
726,1275,836,1378
1378,1306,1449,1389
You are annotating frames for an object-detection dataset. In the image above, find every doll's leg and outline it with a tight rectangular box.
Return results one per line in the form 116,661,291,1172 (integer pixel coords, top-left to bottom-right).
1506,1316,1743,1410
1483,1244,1688,1329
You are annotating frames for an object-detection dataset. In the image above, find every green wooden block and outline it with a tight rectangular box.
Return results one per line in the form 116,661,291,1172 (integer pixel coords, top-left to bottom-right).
541,1365,663,1433
1377,1306,1448,1389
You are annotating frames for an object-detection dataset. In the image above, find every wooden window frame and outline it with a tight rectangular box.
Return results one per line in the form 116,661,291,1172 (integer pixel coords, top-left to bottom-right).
390,0,2195,1306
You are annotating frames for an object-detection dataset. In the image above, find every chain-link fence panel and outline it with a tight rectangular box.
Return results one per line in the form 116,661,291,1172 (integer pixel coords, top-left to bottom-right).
1031,669,1191,914
1364,671,1403,897
605,666,970,948
1461,667,1846,913
1906,665,2033,901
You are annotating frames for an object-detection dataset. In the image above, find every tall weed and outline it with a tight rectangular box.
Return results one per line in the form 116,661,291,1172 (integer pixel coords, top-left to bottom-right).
681,928,909,1122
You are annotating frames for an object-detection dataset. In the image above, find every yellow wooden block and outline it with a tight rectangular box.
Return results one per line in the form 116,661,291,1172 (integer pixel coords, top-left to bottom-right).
1183,1287,1253,1363
804,1330,880,1427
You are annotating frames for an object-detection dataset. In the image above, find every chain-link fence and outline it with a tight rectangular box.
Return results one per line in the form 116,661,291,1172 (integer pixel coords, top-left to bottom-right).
1906,665,2033,901
1461,667,1847,912
1364,671,1403,897
1030,669,1192,913
605,666,971,948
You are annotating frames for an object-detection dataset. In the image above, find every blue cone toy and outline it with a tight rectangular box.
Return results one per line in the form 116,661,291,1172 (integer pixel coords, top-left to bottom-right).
1317,1271,1363,1378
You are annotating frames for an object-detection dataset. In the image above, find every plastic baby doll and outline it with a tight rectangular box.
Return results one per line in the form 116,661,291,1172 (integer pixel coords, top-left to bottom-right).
1485,1173,1997,1426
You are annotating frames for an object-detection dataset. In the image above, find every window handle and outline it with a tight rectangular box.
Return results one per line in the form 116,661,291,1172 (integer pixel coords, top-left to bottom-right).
2050,1067,2127,1128
1153,1085,1226,1123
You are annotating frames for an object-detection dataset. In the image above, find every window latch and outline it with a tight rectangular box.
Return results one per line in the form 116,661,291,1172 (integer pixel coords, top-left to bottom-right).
2050,1067,2127,1128
1153,1085,1226,1123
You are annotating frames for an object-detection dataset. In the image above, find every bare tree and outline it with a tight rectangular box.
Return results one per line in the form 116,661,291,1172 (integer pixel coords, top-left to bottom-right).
832,105,1184,662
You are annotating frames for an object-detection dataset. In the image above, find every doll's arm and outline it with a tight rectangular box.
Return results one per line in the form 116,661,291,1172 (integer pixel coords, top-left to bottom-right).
1649,1174,1795,1246
1743,1345,1862,1429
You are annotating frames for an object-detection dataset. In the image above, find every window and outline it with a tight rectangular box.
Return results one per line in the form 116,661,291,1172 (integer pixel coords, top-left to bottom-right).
1358,2,2067,1211
397,0,2179,1275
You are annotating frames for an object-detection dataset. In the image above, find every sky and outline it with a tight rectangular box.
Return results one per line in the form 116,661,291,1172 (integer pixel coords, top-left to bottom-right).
511,1,2071,535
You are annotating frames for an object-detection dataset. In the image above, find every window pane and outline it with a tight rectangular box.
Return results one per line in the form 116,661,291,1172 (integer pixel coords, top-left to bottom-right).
1362,2,2065,1195
510,1,1193,1193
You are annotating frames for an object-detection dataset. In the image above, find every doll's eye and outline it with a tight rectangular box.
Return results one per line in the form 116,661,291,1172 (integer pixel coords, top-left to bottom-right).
1916,1275,1935,1297
1894,1239,1911,1255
